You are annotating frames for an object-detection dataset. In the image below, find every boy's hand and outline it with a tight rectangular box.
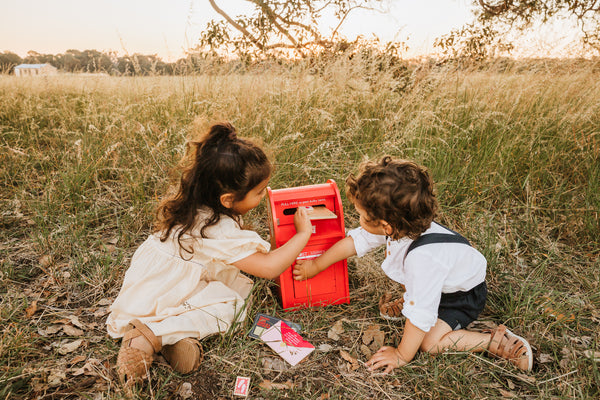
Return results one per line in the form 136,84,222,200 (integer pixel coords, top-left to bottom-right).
293,207,313,236
293,259,320,280
365,346,407,374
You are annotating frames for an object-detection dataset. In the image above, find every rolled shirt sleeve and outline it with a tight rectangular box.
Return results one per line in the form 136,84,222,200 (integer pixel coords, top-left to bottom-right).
347,227,387,257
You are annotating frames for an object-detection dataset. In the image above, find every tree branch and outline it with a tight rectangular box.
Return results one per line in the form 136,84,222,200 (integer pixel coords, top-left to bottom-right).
208,0,265,50
252,0,300,47
263,39,335,50
274,12,323,42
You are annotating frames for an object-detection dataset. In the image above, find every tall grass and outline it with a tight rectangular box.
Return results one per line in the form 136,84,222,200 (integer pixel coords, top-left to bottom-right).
0,59,598,399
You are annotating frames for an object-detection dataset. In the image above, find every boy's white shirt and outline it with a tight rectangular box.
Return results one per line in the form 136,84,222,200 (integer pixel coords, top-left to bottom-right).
348,222,487,332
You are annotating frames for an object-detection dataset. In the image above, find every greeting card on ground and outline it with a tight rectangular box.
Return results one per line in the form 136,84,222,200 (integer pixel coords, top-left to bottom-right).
260,321,314,366
247,313,302,339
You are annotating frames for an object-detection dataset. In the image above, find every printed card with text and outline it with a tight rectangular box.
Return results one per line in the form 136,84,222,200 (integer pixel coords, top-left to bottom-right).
260,320,314,366
247,313,302,339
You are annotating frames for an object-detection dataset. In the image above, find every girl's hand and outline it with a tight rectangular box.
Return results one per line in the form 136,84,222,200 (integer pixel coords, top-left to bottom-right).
365,346,407,374
293,259,320,280
293,207,313,236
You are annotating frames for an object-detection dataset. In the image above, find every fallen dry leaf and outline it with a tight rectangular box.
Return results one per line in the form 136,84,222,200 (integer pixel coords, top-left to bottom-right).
538,295,575,322
71,358,105,376
93,307,110,317
58,339,84,355
88,335,104,343
30,375,49,393
362,324,385,351
360,344,372,359
25,301,38,318
583,350,600,361
537,353,553,363
317,343,333,352
69,355,87,365
39,255,52,267
259,380,295,390
67,315,86,329
47,368,66,387
499,388,517,398
327,320,344,341
53,315,85,329
62,324,84,336
98,298,113,306
515,374,536,384
339,349,359,370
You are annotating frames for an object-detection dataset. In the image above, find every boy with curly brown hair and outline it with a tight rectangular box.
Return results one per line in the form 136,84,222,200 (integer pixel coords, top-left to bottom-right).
294,156,533,373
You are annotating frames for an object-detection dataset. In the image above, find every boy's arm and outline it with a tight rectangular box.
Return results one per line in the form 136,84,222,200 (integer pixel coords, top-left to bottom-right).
365,319,425,374
293,235,357,280
234,207,312,279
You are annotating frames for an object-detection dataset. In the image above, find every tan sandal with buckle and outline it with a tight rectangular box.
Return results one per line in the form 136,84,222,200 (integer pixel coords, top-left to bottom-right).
379,292,405,321
162,338,204,374
117,319,162,384
487,324,533,371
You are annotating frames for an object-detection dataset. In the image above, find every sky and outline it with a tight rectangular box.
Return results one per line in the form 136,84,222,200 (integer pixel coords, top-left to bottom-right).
1,0,475,61
0,0,586,61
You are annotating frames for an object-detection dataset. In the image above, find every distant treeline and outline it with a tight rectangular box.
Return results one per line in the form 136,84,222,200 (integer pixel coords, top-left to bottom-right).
0,49,234,75
2,48,599,77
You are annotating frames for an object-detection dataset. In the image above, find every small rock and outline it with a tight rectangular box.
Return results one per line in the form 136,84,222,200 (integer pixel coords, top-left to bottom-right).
318,343,333,352
261,357,288,372
176,382,193,399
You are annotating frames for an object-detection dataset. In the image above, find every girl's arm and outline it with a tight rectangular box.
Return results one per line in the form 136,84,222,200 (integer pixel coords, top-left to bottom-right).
365,319,425,373
233,207,312,279
292,235,357,280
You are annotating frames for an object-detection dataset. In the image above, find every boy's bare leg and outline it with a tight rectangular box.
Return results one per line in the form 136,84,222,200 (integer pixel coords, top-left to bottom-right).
421,319,491,354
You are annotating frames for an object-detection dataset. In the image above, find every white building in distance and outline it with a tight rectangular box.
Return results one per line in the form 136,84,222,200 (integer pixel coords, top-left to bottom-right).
14,63,58,76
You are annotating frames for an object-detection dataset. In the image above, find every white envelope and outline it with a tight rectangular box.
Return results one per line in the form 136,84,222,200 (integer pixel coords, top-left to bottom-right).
260,320,315,366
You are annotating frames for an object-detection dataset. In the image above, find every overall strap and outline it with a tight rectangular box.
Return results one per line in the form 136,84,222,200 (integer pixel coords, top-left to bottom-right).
404,231,471,260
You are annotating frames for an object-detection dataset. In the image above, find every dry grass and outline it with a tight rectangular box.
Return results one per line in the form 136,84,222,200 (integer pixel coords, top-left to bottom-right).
1,59,599,399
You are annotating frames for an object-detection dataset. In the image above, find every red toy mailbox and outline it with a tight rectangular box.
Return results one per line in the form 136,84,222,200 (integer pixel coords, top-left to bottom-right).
266,179,350,310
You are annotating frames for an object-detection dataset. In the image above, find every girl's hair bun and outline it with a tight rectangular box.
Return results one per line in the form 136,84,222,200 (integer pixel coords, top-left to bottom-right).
205,122,238,146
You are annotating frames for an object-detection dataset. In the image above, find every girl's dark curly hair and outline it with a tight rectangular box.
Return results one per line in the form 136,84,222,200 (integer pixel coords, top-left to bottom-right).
154,122,271,252
346,156,438,240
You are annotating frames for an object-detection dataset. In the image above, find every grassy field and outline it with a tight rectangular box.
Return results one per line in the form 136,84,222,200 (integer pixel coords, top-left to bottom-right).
1,58,599,399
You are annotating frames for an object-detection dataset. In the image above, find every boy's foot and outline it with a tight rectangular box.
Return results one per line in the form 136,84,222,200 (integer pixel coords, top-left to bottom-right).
487,324,533,371
162,338,204,374
117,320,162,384
379,292,404,321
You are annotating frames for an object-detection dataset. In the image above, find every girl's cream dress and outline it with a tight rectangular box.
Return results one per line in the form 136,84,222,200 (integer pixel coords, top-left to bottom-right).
107,210,270,345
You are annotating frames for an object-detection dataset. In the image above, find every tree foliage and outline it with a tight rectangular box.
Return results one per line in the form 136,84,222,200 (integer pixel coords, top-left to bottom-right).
0,52,23,73
436,0,600,60
198,0,385,58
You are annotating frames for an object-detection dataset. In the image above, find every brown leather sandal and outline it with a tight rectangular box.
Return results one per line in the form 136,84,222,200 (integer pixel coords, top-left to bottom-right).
487,324,533,371
162,338,204,374
379,292,405,321
117,319,162,384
